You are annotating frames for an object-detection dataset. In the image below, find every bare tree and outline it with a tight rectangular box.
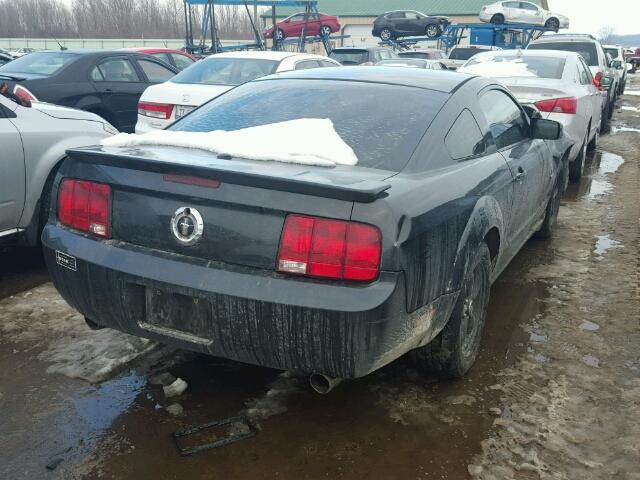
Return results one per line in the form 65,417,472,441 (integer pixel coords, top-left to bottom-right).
598,26,617,45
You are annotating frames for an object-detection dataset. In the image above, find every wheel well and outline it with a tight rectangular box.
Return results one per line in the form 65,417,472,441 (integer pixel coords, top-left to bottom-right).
484,227,500,263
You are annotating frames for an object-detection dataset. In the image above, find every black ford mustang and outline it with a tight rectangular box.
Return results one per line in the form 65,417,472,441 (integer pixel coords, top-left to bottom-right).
373,10,450,40
0,50,178,132
42,68,570,391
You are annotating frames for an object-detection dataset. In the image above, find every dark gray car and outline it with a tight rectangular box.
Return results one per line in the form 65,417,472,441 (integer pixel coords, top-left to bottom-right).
42,68,569,390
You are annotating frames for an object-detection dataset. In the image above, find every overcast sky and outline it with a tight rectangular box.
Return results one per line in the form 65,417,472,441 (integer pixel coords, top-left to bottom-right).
549,0,639,36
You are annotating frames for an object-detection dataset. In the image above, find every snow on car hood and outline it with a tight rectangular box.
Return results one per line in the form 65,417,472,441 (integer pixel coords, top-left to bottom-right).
140,80,232,107
101,118,359,167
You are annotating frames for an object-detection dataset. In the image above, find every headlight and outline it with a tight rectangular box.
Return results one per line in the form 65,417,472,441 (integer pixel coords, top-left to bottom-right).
102,123,119,135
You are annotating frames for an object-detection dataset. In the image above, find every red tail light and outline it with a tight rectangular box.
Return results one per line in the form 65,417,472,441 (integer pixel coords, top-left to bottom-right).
277,215,381,282
534,97,577,115
13,85,37,103
138,101,174,119
58,179,111,238
593,71,604,91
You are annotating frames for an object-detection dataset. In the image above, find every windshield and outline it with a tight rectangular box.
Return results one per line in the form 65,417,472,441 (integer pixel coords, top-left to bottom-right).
170,79,447,171
449,48,484,61
528,42,598,66
0,52,80,75
463,55,566,79
329,50,369,65
171,58,279,86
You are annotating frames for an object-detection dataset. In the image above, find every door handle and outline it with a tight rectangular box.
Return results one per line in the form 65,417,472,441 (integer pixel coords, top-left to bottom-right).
514,168,526,182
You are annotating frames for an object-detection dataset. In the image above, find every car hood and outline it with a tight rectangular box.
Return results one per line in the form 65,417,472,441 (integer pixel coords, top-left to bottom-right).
140,81,233,107
31,101,107,123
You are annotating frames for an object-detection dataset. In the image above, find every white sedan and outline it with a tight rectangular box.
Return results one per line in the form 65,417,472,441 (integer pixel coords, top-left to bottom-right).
459,50,602,181
135,51,340,133
479,1,569,30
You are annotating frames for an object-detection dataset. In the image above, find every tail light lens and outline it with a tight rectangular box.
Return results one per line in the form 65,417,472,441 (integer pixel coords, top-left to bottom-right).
58,179,111,238
277,214,381,282
593,71,604,91
138,101,174,119
534,97,577,115
13,85,37,103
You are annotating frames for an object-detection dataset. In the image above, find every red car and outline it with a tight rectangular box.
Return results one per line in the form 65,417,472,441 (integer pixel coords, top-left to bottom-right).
263,12,341,40
121,48,197,71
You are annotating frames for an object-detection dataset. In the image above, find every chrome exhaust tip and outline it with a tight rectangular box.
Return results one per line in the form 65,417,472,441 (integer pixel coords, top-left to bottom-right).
309,373,342,394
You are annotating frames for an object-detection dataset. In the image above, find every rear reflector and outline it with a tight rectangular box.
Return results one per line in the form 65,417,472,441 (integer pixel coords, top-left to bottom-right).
138,101,174,119
58,179,111,238
277,214,381,282
534,97,577,115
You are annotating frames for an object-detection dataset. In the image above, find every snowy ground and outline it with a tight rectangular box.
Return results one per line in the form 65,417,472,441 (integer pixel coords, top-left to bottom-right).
0,77,638,480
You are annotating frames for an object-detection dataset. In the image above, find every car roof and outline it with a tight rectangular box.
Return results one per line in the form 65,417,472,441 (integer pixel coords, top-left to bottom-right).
207,51,312,61
122,47,188,53
33,49,144,56
260,66,472,93
532,33,597,43
474,49,579,59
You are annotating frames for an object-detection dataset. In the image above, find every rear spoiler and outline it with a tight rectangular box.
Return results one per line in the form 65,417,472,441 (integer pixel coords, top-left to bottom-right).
66,148,391,203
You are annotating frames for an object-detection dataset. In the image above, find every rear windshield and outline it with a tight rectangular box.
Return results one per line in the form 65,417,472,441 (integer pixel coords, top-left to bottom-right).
329,50,369,65
528,42,598,66
449,48,484,60
170,79,447,171
603,47,619,59
399,51,431,59
463,55,566,79
171,58,279,86
0,52,80,75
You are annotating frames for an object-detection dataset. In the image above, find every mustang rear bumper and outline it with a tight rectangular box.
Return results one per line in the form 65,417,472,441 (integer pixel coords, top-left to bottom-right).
42,225,456,379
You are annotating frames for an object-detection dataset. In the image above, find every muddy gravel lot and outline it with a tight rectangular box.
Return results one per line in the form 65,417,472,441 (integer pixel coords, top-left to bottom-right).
1,77,638,480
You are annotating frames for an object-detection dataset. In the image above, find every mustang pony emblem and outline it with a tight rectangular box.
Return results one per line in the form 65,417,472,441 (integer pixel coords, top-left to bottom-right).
171,207,203,245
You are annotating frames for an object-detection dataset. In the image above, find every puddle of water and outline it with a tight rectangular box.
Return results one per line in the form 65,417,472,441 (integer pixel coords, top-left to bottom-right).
593,234,623,256
612,125,640,134
620,105,640,112
598,152,625,174
625,90,640,96
588,179,613,199
579,320,600,332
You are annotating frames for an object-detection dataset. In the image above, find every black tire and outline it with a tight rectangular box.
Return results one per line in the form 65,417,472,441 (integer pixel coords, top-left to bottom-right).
587,125,599,151
490,14,504,24
534,170,563,239
425,24,441,39
569,131,588,182
37,161,63,245
544,17,560,31
319,25,332,37
275,28,285,40
601,104,611,133
411,243,491,378
379,27,394,41
607,97,615,119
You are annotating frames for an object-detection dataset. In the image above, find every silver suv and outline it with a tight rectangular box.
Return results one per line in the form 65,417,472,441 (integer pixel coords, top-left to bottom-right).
603,44,627,95
528,34,617,132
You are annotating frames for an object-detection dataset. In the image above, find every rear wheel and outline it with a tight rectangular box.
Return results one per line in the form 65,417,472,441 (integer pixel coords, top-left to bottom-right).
545,17,560,31
490,14,505,24
587,125,599,151
534,171,563,239
425,24,441,38
319,25,332,37
275,28,285,40
411,243,491,378
569,131,588,182
601,104,611,133
379,28,394,41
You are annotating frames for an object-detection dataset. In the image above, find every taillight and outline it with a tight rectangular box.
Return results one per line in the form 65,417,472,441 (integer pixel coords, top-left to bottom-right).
277,214,381,282
534,97,577,115
58,179,111,238
593,71,604,91
138,101,174,119
13,85,37,103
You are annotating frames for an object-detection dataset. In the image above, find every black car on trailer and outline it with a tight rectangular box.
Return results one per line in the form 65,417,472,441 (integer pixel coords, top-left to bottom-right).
0,49,178,132
42,67,570,391
372,10,450,40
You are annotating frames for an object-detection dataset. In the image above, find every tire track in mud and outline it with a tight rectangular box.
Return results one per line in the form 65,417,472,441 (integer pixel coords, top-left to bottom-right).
468,86,640,479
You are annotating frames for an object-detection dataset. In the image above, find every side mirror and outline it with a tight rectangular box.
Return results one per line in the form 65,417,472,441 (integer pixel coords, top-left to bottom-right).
612,60,623,69
532,118,562,140
600,75,613,87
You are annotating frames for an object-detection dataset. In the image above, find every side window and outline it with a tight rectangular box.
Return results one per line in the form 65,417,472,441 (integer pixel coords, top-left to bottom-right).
445,109,486,160
318,60,339,68
91,57,139,82
519,2,538,10
405,12,421,20
579,58,593,83
171,53,195,70
387,12,405,19
294,60,321,70
577,60,591,85
479,89,529,150
138,59,176,82
152,53,172,64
